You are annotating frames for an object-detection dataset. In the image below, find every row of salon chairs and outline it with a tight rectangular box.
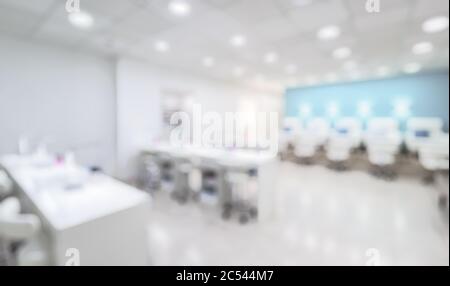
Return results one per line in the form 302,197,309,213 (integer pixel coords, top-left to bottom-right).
0,170,48,266
281,117,449,181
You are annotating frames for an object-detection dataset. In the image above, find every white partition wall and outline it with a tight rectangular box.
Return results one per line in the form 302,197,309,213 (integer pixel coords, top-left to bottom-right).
116,58,282,182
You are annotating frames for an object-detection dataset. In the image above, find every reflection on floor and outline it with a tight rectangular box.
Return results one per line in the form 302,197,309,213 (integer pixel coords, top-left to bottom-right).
147,161,449,266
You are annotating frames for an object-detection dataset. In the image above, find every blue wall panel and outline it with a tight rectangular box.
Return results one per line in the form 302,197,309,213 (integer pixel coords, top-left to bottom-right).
285,71,449,130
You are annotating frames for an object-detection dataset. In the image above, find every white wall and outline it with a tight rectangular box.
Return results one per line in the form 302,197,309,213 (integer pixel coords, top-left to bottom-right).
0,35,117,174
0,35,281,181
116,58,282,181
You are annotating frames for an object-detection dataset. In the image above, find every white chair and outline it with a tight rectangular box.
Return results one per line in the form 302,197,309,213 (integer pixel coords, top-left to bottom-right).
418,133,449,183
365,118,403,180
326,135,354,170
0,197,48,266
306,117,331,147
294,132,318,163
405,117,444,153
333,117,363,148
326,118,362,170
279,117,302,157
0,170,13,199
294,118,330,163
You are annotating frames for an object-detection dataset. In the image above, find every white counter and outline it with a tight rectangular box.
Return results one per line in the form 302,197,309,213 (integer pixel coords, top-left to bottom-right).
0,155,152,266
143,145,279,221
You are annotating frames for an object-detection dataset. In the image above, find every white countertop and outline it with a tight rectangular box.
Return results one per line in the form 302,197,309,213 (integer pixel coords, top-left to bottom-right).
0,155,151,231
144,144,277,168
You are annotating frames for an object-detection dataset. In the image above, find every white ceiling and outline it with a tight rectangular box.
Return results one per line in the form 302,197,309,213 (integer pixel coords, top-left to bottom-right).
0,0,448,91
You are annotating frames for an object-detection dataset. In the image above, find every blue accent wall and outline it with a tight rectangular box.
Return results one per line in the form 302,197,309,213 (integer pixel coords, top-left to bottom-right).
285,71,449,130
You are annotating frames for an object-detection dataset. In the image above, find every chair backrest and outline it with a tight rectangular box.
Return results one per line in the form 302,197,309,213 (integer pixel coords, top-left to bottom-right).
365,117,402,147
0,197,21,218
406,117,444,138
282,117,302,134
367,117,399,135
307,117,330,136
0,197,41,241
334,118,362,135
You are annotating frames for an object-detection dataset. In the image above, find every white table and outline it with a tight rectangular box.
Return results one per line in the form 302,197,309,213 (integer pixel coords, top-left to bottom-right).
0,155,152,266
143,145,279,221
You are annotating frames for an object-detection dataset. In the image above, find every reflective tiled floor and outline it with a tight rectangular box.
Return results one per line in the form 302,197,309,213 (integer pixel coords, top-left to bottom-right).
147,161,449,266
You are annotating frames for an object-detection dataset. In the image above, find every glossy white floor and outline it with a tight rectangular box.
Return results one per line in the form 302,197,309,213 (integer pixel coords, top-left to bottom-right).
146,161,449,266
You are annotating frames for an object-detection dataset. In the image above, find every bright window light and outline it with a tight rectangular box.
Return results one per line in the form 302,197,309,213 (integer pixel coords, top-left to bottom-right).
412,42,434,55
333,47,352,60
422,16,449,33
68,11,94,29
317,25,341,40
168,0,191,16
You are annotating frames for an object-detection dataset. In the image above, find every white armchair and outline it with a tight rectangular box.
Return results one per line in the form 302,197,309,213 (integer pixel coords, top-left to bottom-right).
0,197,48,266
418,133,449,183
294,118,330,163
405,117,444,153
326,118,362,170
365,118,402,180
294,132,318,163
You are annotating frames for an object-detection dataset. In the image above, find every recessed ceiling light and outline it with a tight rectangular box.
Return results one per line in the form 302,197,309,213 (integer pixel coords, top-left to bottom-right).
68,11,94,29
422,16,449,33
285,64,298,74
168,0,191,16
264,52,279,64
376,66,391,77
412,41,434,55
332,47,352,60
233,66,245,77
317,25,341,40
403,62,422,74
154,40,170,52
230,35,246,47
202,57,215,67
